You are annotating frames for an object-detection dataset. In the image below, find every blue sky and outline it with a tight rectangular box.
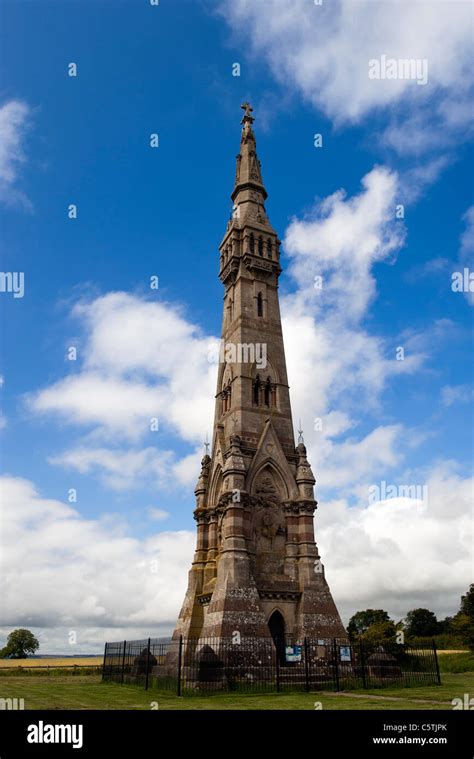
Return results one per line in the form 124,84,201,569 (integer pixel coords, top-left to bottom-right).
0,0,473,652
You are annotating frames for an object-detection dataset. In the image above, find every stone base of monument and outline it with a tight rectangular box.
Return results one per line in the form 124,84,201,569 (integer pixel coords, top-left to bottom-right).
130,648,158,677
367,650,402,681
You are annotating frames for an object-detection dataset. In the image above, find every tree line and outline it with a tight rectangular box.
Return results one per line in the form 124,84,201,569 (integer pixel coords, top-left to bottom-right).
347,583,474,650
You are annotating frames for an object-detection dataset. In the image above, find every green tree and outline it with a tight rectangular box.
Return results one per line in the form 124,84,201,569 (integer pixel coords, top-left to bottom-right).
0,629,39,659
452,584,474,652
360,619,397,643
405,608,439,638
460,584,474,619
347,609,391,640
437,616,453,634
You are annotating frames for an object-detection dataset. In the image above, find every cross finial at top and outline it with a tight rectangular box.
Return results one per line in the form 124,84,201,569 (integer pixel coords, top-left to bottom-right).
298,419,304,444
241,101,254,123
204,433,210,456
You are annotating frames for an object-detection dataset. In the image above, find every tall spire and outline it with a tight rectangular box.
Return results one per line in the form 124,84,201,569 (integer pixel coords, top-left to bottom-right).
172,103,346,644
220,103,280,288
232,102,267,212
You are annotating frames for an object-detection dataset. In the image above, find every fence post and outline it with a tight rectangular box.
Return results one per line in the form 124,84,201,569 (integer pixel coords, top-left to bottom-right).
177,635,183,696
359,639,367,689
432,639,441,685
145,637,151,691
304,638,310,692
332,639,340,692
102,643,107,681
275,642,281,692
121,640,126,684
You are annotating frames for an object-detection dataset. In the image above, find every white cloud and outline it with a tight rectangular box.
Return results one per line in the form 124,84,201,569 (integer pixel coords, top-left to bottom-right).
171,447,205,488
147,507,170,522
219,0,473,155
281,167,424,493
0,476,194,652
0,99,32,209
29,170,426,497
29,294,217,444
317,464,473,622
441,384,474,407
26,293,218,490
32,373,164,442
4,166,470,639
48,446,175,492
399,156,451,203
1,466,470,651
284,166,405,318
314,424,404,492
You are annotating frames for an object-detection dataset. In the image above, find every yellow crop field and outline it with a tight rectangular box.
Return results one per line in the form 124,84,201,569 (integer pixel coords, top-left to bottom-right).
0,657,102,668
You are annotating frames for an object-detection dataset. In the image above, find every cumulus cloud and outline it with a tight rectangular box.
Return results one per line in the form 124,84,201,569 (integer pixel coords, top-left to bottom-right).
0,476,194,652
5,178,470,647
284,166,405,318
28,169,426,498
48,446,175,492
1,465,470,651
26,293,217,490
32,373,165,442
0,99,32,209
317,464,473,622
219,0,473,155
281,167,425,496
314,424,404,492
29,293,217,444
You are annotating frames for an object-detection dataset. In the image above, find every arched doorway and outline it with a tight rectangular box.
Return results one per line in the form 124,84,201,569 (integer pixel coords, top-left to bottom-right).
268,610,286,663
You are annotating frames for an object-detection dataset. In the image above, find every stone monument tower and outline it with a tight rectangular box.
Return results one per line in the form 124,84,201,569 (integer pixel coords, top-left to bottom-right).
173,103,345,643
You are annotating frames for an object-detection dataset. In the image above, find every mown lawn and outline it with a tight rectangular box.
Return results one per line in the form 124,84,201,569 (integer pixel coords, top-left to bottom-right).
0,672,472,710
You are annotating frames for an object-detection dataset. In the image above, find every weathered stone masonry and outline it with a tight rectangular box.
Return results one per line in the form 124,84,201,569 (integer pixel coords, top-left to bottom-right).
173,103,346,644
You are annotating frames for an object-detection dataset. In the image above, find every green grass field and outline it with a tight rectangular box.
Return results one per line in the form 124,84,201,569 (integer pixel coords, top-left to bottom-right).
0,651,470,710
437,651,474,673
1,671,472,710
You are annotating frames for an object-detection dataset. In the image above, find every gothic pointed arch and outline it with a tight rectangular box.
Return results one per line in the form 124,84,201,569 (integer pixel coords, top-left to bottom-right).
250,358,279,385
250,359,278,408
249,459,289,501
221,362,233,390
246,419,300,500
208,464,223,507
